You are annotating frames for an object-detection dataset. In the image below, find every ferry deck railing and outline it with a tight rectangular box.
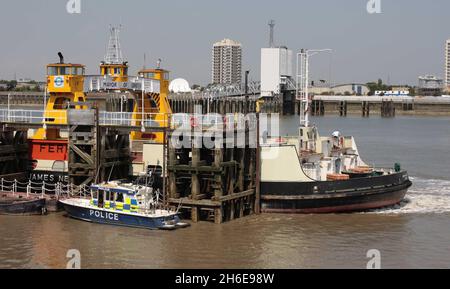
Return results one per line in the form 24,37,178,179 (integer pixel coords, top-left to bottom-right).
0,109,170,129
0,109,257,132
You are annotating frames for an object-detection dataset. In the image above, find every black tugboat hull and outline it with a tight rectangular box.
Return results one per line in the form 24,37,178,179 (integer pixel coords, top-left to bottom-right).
261,171,412,214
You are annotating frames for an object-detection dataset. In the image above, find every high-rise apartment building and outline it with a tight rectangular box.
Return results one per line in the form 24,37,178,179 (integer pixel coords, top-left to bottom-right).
211,39,242,85
446,39,450,87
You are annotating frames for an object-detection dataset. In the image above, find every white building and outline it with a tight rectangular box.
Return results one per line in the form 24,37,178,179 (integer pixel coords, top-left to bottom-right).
446,39,450,88
309,83,370,96
260,47,293,97
211,39,242,85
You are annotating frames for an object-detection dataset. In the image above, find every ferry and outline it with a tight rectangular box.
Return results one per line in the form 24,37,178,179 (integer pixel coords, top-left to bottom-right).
28,26,172,186
28,52,84,186
60,181,189,230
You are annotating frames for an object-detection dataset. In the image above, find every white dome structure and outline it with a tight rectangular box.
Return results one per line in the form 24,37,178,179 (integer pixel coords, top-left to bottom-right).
169,78,191,93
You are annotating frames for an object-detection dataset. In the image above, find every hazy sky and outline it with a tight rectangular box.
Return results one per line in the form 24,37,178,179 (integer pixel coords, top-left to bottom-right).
0,0,449,86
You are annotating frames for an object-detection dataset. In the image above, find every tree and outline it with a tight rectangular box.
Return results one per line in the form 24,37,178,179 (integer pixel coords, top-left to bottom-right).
366,79,389,95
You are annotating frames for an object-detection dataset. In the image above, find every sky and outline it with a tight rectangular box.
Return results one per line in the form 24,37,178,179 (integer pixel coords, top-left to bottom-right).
0,0,449,86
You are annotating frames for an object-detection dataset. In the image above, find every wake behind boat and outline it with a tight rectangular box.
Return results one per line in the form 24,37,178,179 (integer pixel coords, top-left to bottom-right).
60,181,189,230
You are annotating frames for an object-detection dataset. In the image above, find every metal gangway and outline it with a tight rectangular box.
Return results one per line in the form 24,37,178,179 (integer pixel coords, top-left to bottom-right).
0,108,170,130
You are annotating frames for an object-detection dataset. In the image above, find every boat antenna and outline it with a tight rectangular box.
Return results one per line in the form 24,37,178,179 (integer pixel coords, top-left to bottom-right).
143,53,146,70
94,164,102,184
107,162,116,183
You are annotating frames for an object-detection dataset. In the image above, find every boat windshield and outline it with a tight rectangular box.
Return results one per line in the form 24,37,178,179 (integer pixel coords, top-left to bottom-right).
47,66,84,76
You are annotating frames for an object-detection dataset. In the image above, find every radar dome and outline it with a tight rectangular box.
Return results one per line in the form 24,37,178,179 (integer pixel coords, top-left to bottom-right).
169,78,191,93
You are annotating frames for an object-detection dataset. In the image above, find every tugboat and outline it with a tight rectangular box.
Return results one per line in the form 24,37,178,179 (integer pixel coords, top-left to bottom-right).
259,50,412,213
60,181,189,230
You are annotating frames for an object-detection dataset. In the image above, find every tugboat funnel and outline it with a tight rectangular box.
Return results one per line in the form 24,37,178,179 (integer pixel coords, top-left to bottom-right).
58,52,64,64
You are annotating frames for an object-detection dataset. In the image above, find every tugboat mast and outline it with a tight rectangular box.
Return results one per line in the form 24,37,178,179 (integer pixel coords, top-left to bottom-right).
296,49,332,128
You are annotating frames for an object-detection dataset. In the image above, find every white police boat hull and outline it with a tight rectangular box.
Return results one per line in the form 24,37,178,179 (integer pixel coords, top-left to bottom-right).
60,198,189,230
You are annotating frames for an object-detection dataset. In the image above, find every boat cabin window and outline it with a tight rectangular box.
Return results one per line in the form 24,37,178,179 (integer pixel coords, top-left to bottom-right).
114,68,122,75
115,192,124,203
164,72,169,80
53,97,70,109
48,66,84,76
105,191,110,202
92,189,98,200
58,67,69,75
52,161,65,172
141,72,155,79
123,67,128,75
72,67,84,75
48,67,59,76
98,190,105,208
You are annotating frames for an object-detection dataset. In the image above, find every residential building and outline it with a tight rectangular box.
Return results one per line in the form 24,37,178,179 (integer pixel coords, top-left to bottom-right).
211,39,242,85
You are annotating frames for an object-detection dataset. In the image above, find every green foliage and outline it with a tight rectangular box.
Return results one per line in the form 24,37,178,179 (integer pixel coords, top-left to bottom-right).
366,78,390,96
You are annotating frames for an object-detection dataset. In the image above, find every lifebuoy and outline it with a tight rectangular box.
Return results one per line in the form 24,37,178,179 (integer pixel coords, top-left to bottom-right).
190,116,199,128
275,137,286,143
223,116,228,129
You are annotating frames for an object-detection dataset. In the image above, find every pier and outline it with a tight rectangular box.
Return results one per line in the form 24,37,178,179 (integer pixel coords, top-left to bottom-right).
3,91,450,117
166,116,260,224
0,105,260,223
311,95,450,117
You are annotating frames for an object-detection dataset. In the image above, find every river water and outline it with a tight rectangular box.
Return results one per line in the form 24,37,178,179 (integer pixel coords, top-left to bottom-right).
1,115,450,269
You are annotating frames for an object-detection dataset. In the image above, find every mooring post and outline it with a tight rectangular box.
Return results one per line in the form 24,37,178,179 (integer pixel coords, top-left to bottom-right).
27,180,31,197
255,113,261,214
162,129,167,205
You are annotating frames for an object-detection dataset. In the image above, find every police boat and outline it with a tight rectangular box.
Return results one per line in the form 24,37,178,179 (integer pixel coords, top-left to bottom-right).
60,182,189,230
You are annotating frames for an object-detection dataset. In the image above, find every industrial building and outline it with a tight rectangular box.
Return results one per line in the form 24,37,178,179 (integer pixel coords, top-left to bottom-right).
309,83,370,96
418,75,443,96
260,20,294,98
211,39,242,85
260,47,293,98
